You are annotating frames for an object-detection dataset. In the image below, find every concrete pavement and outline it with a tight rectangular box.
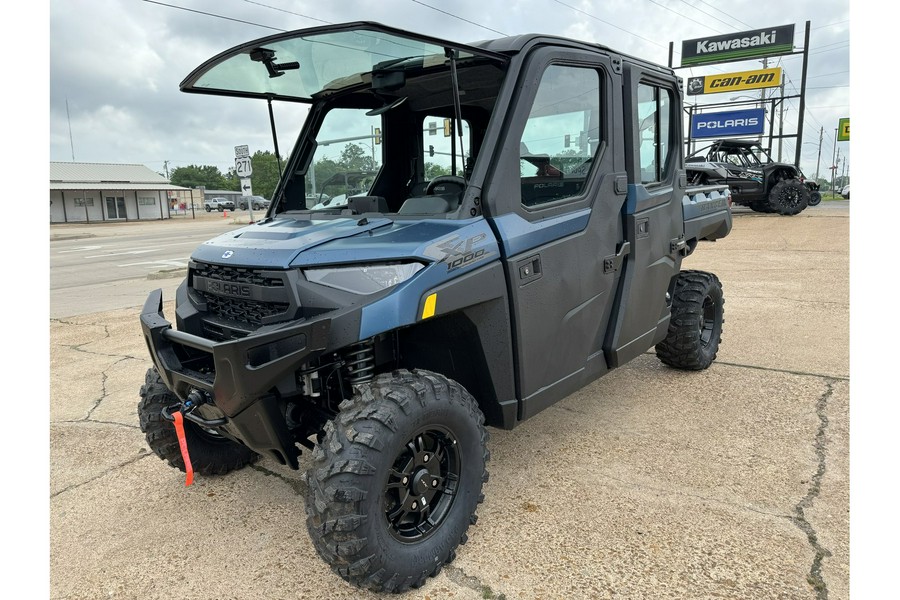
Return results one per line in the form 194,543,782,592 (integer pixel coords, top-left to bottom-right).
49,202,849,599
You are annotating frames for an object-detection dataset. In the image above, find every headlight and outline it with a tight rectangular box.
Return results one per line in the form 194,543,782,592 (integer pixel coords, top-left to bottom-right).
304,263,425,295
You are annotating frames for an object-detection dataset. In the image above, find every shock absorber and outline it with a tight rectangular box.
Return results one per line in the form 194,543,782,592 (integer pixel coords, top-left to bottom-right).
344,339,375,385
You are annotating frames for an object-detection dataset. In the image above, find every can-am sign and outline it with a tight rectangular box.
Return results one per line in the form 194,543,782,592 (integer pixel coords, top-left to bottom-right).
691,109,766,139
687,67,782,96
681,25,795,67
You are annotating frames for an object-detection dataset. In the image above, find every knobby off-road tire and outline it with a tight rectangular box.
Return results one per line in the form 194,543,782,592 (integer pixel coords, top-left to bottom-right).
305,369,489,593
138,367,258,475
768,178,810,215
656,271,724,370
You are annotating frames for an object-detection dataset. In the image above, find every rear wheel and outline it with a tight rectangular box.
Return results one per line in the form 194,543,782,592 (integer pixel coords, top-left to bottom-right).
305,369,489,593
656,271,724,370
768,179,810,215
808,190,822,207
138,368,258,475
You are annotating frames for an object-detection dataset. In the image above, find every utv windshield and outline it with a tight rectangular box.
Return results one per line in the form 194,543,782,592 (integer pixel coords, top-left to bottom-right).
181,22,507,102
182,23,509,219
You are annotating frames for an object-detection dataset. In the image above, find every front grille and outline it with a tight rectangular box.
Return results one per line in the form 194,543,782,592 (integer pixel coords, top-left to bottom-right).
193,262,285,288
191,261,294,327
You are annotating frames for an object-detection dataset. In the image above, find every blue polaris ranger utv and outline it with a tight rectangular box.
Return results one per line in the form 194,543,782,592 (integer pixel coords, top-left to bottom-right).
139,22,732,593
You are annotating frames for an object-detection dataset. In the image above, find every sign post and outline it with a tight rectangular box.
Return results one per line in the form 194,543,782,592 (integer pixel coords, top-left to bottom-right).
235,145,254,221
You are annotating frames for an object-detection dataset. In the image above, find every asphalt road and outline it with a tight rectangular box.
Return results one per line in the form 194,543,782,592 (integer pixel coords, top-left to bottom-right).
48,201,850,599
50,211,260,318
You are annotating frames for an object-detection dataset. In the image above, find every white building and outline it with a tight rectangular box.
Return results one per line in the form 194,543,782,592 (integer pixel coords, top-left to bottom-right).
49,162,196,223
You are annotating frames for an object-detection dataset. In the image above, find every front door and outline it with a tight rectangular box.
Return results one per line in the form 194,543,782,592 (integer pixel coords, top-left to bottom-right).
106,196,126,219
485,48,628,421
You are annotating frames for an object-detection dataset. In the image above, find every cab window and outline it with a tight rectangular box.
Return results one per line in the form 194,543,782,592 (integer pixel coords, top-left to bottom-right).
637,83,674,184
518,65,602,207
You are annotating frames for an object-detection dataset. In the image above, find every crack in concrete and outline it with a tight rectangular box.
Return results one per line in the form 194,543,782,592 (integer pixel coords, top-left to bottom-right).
791,379,834,600
55,419,140,430
51,451,151,499
250,464,309,497
444,565,507,600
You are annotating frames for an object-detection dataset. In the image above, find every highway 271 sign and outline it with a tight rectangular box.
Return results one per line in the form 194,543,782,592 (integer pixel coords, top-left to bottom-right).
235,144,252,177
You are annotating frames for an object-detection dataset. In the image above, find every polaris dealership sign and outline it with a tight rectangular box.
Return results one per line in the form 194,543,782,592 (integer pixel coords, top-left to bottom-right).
681,24,795,67
691,109,766,139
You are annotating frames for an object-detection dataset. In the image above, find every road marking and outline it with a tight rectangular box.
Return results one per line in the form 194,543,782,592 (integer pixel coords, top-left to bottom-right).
58,245,103,253
118,259,190,268
85,249,160,258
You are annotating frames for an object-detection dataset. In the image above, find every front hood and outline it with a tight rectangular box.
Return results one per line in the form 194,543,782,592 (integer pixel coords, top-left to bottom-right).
191,215,490,269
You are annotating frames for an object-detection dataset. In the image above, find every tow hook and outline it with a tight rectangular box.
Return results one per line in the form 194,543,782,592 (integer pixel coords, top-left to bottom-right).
160,390,227,427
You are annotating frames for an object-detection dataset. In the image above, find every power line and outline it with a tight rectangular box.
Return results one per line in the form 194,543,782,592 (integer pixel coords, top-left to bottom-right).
643,0,725,35
241,0,331,25
690,0,754,29
673,0,739,31
410,0,507,36
142,0,284,31
551,0,666,48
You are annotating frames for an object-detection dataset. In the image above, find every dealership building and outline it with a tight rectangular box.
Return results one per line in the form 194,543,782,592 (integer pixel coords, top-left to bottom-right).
49,162,199,223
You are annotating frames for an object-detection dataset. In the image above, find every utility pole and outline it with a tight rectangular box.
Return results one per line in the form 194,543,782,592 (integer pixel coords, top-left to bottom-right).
831,128,838,194
777,81,785,162
163,160,170,179
815,126,823,182
66,98,76,161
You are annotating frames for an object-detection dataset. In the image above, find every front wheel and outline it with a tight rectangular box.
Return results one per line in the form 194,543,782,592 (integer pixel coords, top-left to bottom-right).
138,368,258,475
768,179,810,215
808,190,822,207
305,369,489,593
656,271,724,370
205,205,211,212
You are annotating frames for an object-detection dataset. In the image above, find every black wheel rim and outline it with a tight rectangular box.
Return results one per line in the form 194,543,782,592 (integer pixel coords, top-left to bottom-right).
384,426,460,542
699,296,717,346
780,186,801,208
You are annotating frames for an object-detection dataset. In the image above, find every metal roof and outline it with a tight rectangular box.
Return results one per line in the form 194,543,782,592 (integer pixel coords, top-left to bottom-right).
49,162,184,186
49,182,190,191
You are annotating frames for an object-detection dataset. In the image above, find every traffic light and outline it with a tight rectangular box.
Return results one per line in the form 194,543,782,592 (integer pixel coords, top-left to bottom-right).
374,127,382,145
429,145,435,157
443,118,452,137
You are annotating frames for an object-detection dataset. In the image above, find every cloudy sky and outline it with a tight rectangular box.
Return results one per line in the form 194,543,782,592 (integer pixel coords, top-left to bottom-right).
45,0,851,180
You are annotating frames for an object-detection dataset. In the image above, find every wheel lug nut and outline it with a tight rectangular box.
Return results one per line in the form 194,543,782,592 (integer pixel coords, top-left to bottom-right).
412,502,418,510
402,477,408,485
423,454,429,462
432,479,438,487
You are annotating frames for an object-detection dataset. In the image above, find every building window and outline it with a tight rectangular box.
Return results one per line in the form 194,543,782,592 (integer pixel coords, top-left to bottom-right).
138,196,156,206
74,197,95,207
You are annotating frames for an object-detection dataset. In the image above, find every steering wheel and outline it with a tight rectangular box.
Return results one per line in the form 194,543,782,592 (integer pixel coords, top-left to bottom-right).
425,175,467,196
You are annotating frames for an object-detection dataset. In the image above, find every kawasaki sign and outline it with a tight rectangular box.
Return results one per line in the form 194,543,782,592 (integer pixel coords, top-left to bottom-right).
681,25,795,67
691,109,766,139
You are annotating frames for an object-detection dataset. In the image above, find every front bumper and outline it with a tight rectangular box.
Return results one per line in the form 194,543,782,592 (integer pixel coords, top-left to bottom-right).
140,288,333,466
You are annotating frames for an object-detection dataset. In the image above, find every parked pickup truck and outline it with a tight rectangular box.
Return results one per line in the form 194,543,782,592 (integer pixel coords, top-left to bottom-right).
139,22,732,594
203,197,235,212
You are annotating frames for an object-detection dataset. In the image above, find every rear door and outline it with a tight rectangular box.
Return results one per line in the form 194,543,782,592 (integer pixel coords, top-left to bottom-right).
484,46,629,420
603,64,685,367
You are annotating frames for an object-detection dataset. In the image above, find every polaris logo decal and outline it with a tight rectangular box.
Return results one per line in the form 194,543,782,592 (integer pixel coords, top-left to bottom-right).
681,24,795,67
690,109,766,139
222,250,234,259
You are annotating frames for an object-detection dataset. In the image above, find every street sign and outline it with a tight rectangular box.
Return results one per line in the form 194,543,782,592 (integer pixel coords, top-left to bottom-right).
235,156,253,178
234,145,249,158
837,118,850,142
240,178,253,197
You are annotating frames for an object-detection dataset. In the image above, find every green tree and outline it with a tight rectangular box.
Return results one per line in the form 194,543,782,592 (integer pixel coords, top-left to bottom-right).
169,165,229,190
425,162,451,180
